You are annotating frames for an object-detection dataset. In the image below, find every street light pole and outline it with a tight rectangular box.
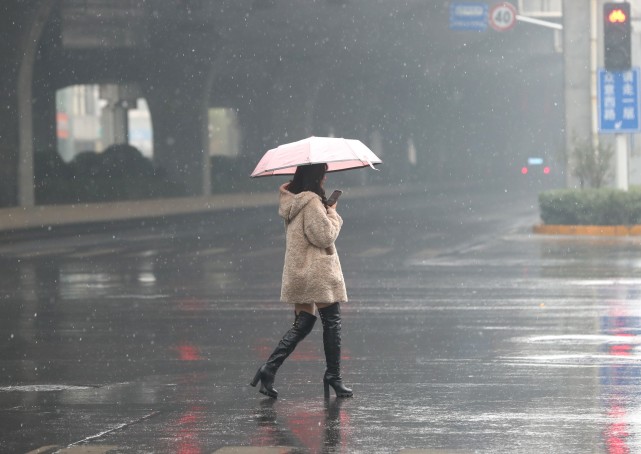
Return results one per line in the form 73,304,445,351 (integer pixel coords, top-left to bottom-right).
563,1,593,188
615,133,629,190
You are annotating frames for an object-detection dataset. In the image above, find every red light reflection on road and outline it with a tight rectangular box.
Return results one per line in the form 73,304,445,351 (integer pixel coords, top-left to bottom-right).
605,405,630,454
288,408,324,451
173,344,202,361
251,400,351,453
171,405,206,454
165,371,209,454
601,301,638,454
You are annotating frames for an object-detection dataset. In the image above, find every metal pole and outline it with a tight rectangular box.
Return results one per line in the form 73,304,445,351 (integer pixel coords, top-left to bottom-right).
17,1,57,207
615,133,629,190
590,0,599,151
515,15,562,30
563,1,593,187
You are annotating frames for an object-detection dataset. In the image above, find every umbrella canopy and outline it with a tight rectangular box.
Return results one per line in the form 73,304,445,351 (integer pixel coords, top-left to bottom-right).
250,136,382,177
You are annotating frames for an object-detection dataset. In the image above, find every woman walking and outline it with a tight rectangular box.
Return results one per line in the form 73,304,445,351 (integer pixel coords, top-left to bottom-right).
250,163,353,399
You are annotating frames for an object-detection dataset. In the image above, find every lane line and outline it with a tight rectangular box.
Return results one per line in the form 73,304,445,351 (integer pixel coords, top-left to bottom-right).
63,411,160,449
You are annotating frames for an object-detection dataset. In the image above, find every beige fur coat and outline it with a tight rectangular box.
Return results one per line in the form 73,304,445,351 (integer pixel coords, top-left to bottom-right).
278,184,348,305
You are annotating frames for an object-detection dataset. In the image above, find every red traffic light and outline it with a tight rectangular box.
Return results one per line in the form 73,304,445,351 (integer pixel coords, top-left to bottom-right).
608,8,628,24
603,2,631,71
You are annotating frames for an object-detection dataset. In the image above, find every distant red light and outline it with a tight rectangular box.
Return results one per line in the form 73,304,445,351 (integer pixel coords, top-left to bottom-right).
543,166,550,174
521,167,528,175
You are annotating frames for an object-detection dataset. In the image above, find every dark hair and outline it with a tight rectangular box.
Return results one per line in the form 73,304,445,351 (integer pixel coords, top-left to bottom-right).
287,163,328,204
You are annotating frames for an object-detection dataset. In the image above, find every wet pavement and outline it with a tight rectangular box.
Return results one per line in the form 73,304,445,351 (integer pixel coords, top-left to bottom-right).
2,182,641,453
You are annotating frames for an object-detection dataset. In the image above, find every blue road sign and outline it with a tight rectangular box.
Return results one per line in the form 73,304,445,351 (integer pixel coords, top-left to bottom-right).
598,67,641,133
449,2,488,31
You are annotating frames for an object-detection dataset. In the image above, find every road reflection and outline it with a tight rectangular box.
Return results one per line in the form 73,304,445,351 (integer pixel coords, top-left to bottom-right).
529,238,641,452
252,398,350,454
165,369,207,453
171,403,207,454
600,290,640,454
321,398,349,453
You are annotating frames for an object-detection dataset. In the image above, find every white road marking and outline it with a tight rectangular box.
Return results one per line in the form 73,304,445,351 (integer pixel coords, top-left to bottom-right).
66,411,160,448
0,385,94,392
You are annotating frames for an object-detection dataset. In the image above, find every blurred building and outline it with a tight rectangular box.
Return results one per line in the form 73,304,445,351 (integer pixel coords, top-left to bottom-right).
56,84,153,161
56,85,101,161
208,108,240,158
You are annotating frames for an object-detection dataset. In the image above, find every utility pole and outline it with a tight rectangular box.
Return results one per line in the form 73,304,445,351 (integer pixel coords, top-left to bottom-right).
563,2,593,188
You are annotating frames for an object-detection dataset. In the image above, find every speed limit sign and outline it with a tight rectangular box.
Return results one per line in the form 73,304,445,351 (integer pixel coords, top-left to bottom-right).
489,2,517,31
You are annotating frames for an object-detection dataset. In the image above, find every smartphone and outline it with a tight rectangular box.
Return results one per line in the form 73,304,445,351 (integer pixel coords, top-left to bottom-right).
327,189,343,207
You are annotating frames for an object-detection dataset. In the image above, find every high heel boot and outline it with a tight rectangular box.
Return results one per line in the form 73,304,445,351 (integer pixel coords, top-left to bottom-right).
318,303,353,398
250,311,317,398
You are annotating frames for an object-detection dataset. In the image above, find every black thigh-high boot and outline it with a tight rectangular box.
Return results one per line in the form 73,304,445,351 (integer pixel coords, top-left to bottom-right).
250,311,317,398
318,303,353,398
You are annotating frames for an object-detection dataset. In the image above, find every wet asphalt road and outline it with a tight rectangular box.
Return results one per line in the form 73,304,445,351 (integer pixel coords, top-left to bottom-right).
2,181,641,453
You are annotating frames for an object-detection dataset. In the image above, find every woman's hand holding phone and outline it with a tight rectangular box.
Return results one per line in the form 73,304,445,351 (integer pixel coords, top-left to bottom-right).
327,189,342,208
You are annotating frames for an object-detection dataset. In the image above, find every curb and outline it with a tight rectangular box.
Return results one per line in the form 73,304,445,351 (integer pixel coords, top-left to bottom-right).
0,192,278,233
0,185,404,234
533,224,641,236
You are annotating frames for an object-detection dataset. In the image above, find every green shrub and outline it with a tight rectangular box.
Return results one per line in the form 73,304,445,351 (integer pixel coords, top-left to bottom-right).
35,145,184,205
565,138,613,188
539,187,641,225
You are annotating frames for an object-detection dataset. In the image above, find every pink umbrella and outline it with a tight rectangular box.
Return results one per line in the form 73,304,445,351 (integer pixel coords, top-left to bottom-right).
250,136,382,177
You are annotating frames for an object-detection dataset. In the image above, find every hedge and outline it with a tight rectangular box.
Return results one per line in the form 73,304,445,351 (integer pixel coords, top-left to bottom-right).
539,187,641,225
34,145,184,205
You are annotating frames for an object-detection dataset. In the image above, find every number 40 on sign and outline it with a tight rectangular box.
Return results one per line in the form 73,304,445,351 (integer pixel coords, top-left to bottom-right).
489,2,517,31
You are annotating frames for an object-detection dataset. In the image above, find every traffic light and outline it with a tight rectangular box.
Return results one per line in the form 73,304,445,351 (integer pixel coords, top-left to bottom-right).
603,2,631,71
